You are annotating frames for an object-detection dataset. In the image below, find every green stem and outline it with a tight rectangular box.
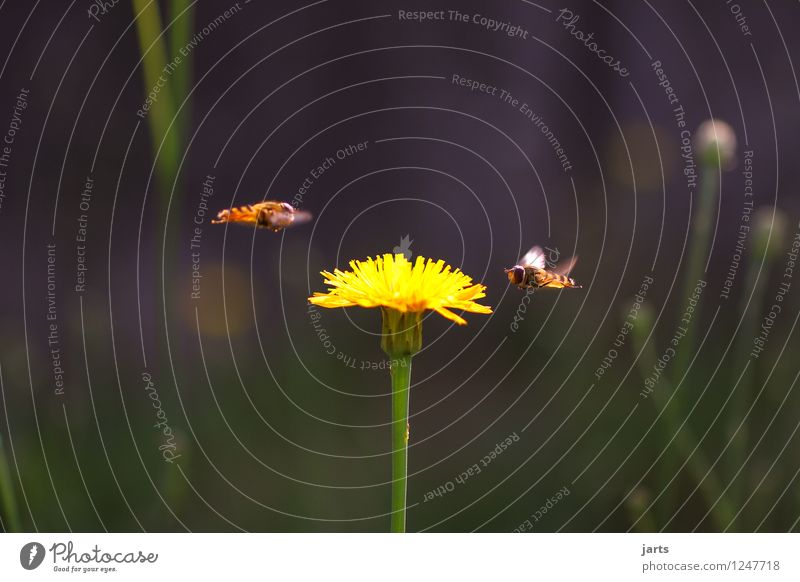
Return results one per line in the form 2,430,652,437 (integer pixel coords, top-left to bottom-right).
131,0,182,216
662,158,718,526
167,0,194,146
0,434,20,532
674,168,718,379
727,208,786,525
390,356,412,533
632,304,734,529
380,308,421,533
725,259,764,516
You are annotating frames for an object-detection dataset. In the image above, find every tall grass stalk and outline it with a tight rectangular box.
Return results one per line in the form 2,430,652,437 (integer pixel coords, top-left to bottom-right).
673,168,719,382
132,1,195,527
644,137,719,526
726,208,787,520
643,120,736,529
131,0,181,214
0,434,20,532
632,303,734,529
167,0,194,149
162,429,190,528
674,120,736,380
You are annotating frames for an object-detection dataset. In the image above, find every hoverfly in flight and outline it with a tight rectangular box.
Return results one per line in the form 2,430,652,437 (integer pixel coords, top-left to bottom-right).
212,201,312,233
505,245,582,290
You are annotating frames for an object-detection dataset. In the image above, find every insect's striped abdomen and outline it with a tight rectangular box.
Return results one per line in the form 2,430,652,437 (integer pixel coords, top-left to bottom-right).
530,269,580,289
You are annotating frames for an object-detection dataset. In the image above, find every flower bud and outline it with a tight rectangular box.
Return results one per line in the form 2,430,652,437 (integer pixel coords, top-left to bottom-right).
695,118,737,169
752,206,788,261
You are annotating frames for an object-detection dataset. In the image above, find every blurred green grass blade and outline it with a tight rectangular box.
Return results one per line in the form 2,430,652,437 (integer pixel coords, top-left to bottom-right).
167,0,194,145
0,433,21,532
631,303,734,530
673,165,718,382
674,120,737,380
162,429,190,528
631,303,678,525
131,0,182,216
726,207,787,515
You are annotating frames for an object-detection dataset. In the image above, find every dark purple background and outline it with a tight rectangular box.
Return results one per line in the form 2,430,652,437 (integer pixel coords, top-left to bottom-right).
0,0,798,532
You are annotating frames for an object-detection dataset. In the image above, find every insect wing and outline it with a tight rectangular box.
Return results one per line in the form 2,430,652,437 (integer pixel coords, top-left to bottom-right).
519,246,546,269
289,209,313,226
554,255,578,277
265,206,312,230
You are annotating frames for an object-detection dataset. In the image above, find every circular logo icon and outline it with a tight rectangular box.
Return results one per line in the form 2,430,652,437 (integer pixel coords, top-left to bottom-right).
19,542,45,570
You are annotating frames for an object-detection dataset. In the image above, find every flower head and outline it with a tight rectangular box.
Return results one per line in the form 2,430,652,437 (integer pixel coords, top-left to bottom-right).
753,206,788,261
695,118,737,169
309,253,492,325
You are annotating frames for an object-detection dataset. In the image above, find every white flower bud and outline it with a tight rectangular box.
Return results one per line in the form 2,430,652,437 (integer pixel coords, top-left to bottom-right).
753,206,788,260
695,119,737,169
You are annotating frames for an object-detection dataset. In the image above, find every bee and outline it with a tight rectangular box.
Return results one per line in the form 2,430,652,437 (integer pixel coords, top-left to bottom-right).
211,201,312,233
505,245,582,289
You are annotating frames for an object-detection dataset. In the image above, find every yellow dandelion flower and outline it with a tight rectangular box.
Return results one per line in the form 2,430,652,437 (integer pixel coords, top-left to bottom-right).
309,253,491,533
308,253,492,326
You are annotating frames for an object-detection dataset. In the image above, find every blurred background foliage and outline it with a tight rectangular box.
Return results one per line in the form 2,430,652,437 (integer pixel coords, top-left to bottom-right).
0,0,799,532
